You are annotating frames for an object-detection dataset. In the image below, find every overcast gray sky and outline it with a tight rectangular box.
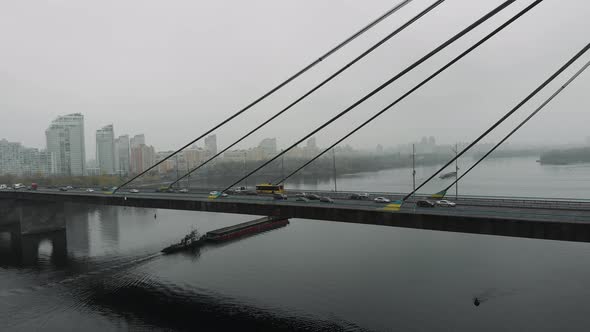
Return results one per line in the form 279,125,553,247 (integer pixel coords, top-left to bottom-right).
1,0,589,159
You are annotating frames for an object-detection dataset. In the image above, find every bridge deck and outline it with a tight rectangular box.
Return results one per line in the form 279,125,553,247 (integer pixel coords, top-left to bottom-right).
2,189,590,243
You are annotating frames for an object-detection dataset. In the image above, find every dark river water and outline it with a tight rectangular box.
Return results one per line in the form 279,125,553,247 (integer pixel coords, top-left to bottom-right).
1,157,590,331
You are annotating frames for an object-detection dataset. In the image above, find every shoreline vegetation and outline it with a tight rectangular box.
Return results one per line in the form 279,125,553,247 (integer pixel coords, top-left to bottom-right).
0,152,456,188
1,149,584,188
539,147,590,165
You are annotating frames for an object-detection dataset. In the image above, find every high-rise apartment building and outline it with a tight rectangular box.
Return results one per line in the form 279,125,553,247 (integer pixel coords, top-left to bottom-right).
0,139,55,176
45,113,85,176
115,135,130,176
258,138,277,157
131,144,156,175
128,134,155,175
130,134,145,148
96,124,115,175
0,139,21,175
204,134,217,155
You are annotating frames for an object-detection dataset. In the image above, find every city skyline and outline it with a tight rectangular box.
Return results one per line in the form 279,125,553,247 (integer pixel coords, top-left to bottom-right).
1,1,589,159
2,109,589,177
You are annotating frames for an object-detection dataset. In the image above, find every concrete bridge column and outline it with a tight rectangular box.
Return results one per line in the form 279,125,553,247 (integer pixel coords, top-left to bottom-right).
0,199,68,266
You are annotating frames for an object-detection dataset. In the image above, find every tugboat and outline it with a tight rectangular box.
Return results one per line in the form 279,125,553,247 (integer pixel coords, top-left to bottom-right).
162,229,205,254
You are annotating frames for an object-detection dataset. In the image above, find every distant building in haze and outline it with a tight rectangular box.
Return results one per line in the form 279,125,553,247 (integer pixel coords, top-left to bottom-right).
129,134,155,175
45,113,85,176
115,135,131,176
130,134,145,148
0,139,55,176
96,124,115,175
258,138,277,157
205,135,217,155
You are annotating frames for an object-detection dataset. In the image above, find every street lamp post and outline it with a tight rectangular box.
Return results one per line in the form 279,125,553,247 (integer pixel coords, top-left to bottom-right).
175,154,179,189
455,143,459,200
186,158,191,190
243,151,247,189
281,155,285,187
412,144,416,192
332,148,337,192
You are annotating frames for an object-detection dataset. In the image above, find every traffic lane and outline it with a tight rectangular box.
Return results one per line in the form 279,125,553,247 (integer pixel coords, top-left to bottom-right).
403,204,590,223
36,187,581,214
22,190,590,222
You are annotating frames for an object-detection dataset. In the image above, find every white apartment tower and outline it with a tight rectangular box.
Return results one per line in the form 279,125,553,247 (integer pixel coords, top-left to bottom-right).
115,135,131,176
45,113,86,176
205,134,217,155
96,124,115,175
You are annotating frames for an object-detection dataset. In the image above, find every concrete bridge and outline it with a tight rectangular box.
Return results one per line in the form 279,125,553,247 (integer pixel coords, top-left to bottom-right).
2,189,590,243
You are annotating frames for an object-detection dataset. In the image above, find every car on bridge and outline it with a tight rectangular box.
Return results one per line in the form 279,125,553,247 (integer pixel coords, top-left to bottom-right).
129,189,140,193
86,188,95,193
59,187,68,191
179,188,189,193
305,194,321,200
156,187,175,193
350,193,370,200
296,197,309,202
374,197,390,203
295,192,307,197
320,196,334,203
209,191,228,198
273,193,288,200
417,200,435,208
0,184,7,190
436,200,456,207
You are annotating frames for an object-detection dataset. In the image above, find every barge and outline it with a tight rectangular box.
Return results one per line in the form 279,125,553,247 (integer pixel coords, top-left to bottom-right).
162,216,289,254
205,216,289,242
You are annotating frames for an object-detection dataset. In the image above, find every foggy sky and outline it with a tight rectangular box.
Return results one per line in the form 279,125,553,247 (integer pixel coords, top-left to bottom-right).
1,0,589,159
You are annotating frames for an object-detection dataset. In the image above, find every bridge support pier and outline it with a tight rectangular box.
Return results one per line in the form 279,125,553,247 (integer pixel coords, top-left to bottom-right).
0,199,66,235
0,199,68,266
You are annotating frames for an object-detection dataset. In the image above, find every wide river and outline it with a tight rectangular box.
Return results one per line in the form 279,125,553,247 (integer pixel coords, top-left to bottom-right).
1,156,590,331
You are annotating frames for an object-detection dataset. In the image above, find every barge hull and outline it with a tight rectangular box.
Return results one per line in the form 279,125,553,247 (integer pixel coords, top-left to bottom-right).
206,216,289,242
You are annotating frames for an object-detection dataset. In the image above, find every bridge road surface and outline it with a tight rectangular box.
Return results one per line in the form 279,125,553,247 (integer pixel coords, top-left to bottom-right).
3,188,590,243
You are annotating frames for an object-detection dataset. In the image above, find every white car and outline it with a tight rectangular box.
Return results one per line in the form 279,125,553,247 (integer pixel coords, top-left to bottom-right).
209,191,228,197
436,200,456,207
129,189,140,193
86,188,95,192
179,188,189,193
374,197,391,203
0,184,7,190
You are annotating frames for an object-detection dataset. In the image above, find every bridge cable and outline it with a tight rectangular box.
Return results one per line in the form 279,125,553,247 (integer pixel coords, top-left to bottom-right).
403,41,590,201
274,0,545,186
112,0,413,194
437,58,590,197
168,0,447,189
218,0,517,194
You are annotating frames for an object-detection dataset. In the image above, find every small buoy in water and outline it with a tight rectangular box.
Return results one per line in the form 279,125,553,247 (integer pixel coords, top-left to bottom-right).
154,213,157,219
473,298,481,306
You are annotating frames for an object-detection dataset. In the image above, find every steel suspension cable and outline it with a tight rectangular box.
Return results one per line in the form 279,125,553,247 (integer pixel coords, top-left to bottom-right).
275,0,544,186
439,58,590,196
403,42,590,201
112,0,413,194
168,0,446,189
219,0,516,194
